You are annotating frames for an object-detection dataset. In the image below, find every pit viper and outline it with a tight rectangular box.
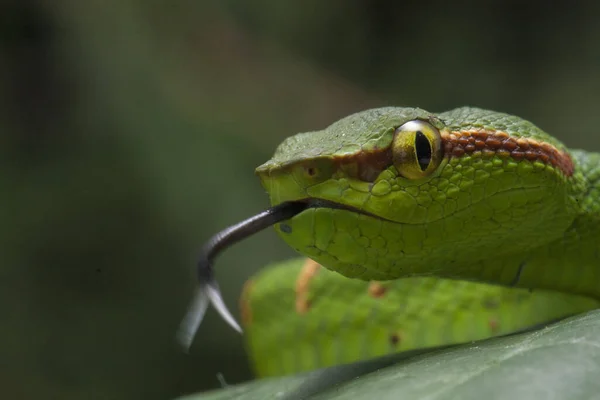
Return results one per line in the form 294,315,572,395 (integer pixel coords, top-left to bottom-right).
178,107,600,378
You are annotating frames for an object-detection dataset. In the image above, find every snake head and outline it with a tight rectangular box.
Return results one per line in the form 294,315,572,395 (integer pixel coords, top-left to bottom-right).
255,107,576,281
179,106,579,347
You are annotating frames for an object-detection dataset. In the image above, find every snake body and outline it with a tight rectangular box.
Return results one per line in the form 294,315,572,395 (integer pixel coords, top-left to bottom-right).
237,107,600,377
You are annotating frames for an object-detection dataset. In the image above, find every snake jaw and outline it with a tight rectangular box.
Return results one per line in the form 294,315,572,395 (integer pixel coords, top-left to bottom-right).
176,198,383,350
177,198,391,350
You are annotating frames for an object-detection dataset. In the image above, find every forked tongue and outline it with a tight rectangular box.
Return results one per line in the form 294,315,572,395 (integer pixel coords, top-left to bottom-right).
177,201,308,351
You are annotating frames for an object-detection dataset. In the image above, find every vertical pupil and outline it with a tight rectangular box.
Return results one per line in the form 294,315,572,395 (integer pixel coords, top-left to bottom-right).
415,131,432,171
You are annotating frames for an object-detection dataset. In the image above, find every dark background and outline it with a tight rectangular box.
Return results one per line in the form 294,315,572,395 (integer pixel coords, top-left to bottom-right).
2,1,600,399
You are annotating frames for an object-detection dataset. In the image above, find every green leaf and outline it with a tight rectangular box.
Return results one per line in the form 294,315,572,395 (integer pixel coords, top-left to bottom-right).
177,310,600,400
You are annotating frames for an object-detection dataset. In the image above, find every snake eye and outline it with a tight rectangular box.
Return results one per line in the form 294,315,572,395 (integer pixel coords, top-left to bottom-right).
392,120,443,179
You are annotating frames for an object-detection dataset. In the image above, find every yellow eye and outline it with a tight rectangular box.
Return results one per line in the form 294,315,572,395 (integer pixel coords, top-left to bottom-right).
392,120,443,179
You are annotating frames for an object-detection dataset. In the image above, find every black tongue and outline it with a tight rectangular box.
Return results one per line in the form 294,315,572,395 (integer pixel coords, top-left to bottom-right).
177,201,308,351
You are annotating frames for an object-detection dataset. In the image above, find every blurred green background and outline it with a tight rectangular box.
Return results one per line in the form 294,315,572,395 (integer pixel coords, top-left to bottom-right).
2,1,600,399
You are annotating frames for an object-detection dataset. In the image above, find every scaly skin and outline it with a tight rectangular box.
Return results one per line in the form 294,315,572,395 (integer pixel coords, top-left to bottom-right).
255,107,600,296
241,107,600,376
241,259,599,377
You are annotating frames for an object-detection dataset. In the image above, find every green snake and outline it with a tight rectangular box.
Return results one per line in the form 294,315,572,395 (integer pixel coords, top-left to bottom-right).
178,107,600,378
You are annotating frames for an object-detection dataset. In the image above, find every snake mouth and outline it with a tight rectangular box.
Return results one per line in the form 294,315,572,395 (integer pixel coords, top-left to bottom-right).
298,198,394,222
179,197,404,348
177,198,389,348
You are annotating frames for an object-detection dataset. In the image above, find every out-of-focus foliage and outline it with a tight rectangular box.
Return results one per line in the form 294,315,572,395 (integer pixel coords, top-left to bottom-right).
1,1,600,399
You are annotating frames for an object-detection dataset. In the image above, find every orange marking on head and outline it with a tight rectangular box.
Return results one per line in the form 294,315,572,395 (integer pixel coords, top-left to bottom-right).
295,258,321,314
368,282,387,298
239,279,256,327
488,318,500,334
442,130,574,177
